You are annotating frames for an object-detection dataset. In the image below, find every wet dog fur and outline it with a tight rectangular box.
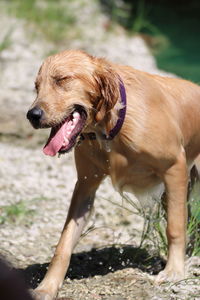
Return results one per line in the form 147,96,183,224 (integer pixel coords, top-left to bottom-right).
27,50,200,300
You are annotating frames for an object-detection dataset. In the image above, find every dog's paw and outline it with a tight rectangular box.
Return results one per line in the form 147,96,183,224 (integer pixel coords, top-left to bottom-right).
155,268,184,284
30,289,54,300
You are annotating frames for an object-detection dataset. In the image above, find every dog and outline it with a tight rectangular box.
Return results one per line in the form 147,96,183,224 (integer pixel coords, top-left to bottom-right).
27,50,200,300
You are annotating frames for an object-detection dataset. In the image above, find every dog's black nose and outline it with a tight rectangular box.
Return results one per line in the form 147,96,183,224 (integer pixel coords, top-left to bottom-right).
27,107,43,128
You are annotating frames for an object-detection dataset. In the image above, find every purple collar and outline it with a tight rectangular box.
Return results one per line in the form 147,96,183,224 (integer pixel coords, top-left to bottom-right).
103,78,127,140
82,77,126,141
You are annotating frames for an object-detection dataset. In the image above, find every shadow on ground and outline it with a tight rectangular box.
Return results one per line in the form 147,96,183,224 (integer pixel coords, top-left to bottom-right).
21,245,165,289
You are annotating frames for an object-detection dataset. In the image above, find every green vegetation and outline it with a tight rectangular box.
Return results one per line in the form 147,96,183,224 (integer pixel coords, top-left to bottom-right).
122,193,168,257
2,0,200,81
0,29,12,53
105,183,200,258
187,183,200,256
100,0,200,83
144,1,200,84
128,185,200,257
0,201,35,225
4,0,76,43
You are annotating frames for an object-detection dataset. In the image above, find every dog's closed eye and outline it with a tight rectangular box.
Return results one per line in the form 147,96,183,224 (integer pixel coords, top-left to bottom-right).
52,75,72,86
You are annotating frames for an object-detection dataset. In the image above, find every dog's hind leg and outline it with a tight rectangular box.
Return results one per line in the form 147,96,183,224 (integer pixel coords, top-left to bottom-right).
156,149,188,283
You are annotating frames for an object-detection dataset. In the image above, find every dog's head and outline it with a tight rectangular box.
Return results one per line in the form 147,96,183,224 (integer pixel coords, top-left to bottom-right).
27,50,120,156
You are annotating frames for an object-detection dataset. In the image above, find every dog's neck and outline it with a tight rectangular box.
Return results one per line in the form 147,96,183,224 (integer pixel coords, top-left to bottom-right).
83,78,127,141
104,79,127,140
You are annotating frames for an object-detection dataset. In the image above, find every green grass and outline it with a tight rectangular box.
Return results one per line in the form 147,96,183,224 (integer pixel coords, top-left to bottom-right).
4,0,76,43
187,182,200,256
123,193,168,256
138,189,200,258
0,28,12,53
0,201,35,225
108,185,200,258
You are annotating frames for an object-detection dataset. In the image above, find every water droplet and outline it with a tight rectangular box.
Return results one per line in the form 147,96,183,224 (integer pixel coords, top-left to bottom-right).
119,248,124,254
94,174,98,178
121,261,126,266
84,176,87,179
105,141,111,152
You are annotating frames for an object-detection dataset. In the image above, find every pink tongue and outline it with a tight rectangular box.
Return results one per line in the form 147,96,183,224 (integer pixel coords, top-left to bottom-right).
43,122,67,156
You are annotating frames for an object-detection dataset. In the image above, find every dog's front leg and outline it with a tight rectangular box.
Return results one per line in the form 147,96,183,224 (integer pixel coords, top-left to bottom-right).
156,149,188,283
32,177,102,300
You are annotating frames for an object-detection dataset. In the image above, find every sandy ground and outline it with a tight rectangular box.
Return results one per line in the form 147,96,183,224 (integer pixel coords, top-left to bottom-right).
0,2,199,299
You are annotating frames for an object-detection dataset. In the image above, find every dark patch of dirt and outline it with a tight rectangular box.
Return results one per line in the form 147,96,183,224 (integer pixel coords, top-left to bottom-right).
22,246,164,288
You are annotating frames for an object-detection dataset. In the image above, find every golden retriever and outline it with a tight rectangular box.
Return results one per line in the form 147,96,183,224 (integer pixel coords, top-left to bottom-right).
27,50,200,300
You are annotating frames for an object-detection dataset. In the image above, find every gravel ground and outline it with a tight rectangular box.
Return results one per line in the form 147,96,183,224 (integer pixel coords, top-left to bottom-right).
0,1,199,299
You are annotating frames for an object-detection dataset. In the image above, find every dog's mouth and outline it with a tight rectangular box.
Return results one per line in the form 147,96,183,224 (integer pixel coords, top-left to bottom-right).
43,106,87,156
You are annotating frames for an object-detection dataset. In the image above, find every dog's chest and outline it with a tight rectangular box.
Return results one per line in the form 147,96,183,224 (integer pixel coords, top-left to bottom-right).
107,150,162,194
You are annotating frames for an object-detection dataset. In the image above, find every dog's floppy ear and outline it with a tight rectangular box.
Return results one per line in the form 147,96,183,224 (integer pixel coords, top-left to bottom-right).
93,59,119,123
